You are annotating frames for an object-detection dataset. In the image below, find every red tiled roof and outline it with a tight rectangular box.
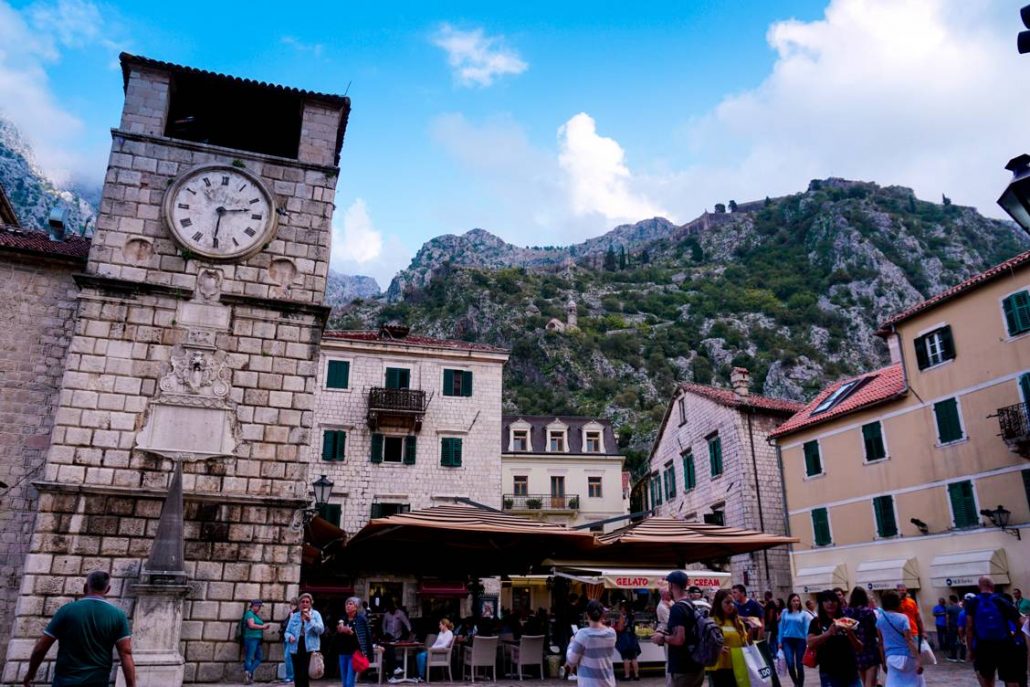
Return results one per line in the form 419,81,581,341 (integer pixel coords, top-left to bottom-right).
679,383,804,416
769,363,906,439
323,330,508,354
877,249,1030,335
0,228,90,261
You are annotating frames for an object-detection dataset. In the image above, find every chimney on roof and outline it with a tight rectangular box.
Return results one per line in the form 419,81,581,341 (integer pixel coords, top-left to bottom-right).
378,323,410,340
731,367,750,397
48,206,68,241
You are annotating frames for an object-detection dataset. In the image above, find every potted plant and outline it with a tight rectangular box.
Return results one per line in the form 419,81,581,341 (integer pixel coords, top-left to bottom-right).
526,498,543,510
568,496,580,509
503,498,514,510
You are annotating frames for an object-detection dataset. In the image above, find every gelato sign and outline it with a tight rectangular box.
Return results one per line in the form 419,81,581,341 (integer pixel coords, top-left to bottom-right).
601,572,730,590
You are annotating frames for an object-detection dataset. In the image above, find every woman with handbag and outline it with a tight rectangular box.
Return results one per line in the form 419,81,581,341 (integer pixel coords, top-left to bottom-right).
285,593,326,687
706,589,752,687
614,601,641,681
875,591,923,687
807,589,863,687
337,596,373,687
779,594,810,687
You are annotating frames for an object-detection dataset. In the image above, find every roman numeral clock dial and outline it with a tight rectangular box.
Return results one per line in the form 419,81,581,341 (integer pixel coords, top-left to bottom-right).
163,164,276,260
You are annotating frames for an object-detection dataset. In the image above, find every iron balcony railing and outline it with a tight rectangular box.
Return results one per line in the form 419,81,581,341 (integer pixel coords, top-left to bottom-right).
502,493,581,511
367,387,428,414
998,402,1030,443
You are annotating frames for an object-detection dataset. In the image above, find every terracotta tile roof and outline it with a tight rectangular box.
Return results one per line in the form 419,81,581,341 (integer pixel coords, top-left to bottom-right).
323,330,508,354
769,363,906,439
0,228,90,261
877,249,1030,335
679,383,804,416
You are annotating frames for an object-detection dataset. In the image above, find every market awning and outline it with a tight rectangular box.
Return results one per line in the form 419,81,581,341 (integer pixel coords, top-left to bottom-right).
930,549,1010,588
855,558,920,590
418,581,469,597
552,565,730,591
591,517,798,566
794,564,848,594
507,575,551,588
341,504,597,576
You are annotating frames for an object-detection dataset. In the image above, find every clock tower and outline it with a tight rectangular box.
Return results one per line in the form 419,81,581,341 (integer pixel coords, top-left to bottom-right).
3,54,349,684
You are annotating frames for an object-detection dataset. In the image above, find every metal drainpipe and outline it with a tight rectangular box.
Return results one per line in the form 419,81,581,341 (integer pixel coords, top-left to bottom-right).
745,408,770,591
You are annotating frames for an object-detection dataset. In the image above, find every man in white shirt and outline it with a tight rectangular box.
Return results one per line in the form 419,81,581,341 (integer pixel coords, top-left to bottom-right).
382,603,412,676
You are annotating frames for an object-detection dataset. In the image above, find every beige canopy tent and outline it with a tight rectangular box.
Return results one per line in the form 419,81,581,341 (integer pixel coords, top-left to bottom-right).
590,516,798,566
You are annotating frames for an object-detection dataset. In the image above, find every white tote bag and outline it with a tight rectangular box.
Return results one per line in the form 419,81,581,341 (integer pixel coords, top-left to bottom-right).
743,644,774,687
918,638,937,665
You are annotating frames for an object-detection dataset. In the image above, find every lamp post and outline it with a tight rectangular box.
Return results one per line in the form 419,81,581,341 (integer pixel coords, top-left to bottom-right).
979,504,1021,540
997,155,1030,234
313,474,334,508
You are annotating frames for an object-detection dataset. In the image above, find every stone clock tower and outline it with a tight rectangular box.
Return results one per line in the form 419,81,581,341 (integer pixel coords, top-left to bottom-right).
3,54,349,684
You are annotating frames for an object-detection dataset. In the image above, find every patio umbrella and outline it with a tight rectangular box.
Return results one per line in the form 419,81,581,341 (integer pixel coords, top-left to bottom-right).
588,516,798,567
340,504,597,577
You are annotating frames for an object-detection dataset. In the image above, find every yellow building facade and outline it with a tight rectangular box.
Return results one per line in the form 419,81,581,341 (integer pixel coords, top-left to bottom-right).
772,250,1030,635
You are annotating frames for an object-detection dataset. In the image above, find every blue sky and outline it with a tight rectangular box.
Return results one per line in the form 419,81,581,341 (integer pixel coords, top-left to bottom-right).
2,1,1028,285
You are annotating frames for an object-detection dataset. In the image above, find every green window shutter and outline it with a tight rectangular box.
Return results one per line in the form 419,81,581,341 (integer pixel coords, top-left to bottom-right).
441,438,462,467
316,503,342,526
708,437,723,476
803,441,822,476
386,367,399,389
1019,373,1030,404
399,368,410,389
452,438,462,466
948,481,977,528
669,467,676,495
443,369,455,396
322,430,335,460
812,508,831,547
1003,291,1030,336
326,360,350,389
370,433,384,464
862,422,886,461
403,435,417,464
462,370,473,397
933,398,963,443
914,334,930,370
687,454,696,490
939,326,956,361
370,503,383,519
873,495,897,537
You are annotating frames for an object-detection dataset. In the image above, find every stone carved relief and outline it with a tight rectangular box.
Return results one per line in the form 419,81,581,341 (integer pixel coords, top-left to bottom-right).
158,347,231,400
185,328,217,349
122,237,155,264
268,258,297,298
195,268,223,303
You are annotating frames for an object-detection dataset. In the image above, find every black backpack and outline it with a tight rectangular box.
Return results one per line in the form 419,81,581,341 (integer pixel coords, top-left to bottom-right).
676,599,725,667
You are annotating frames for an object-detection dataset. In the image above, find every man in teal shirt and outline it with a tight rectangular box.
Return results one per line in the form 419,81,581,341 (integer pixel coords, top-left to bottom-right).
22,570,135,687
1015,589,1030,617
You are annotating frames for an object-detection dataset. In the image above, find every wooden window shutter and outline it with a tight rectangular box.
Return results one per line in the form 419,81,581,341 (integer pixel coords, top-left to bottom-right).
322,431,335,460
462,370,473,397
933,398,962,443
1003,291,1030,335
948,481,977,528
452,438,462,466
812,508,831,547
403,435,417,464
862,422,885,461
803,441,822,476
326,360,350,389
399,368,410,389
386,367,399,389
443,369,455,396
370,433,384,463
913,334,929,370
939,326,956,361
874,496,897,537
1019,373,1030,403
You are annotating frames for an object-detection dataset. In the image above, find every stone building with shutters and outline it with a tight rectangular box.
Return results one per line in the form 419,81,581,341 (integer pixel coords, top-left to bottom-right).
643,369,802,598
771,249,1030,642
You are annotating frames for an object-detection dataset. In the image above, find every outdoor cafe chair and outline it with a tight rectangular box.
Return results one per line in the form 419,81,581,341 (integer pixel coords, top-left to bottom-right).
367,644,386,685
505,634,545,680
425,633,438,648
463,635,498,682
425,636,454,683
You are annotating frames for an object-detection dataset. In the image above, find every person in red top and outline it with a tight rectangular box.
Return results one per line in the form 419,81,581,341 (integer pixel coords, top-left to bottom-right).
897,584,925,642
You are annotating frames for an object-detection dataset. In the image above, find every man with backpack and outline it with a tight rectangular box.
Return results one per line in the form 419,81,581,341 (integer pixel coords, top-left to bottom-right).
966,576,1023,687
652,571,723,687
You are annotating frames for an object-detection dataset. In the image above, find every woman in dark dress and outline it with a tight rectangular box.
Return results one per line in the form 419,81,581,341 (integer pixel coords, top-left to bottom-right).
807,589,863,687
614,601,641,680
846,587,881,687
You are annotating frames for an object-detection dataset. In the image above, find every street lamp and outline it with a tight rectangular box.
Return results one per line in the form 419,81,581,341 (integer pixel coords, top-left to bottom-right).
312,474,334,508
979,504,1021,540
997,155,1030,234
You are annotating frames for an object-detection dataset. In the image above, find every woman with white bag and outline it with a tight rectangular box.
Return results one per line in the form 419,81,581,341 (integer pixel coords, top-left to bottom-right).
875,591,924,687
706,589,773,687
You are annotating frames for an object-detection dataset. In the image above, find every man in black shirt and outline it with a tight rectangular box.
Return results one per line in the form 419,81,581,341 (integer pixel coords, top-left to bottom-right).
652,571,704,687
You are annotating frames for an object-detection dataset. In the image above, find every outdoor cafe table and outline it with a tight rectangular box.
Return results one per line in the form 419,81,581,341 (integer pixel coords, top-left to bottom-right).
385,640,423,684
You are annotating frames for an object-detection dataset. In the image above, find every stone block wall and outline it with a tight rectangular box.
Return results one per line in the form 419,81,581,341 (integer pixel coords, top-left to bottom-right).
0,253,80,667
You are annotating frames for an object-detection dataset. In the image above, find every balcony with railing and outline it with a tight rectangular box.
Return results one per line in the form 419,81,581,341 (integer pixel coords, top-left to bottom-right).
502,493,581,513
997,402,1030,458
367,387,429,432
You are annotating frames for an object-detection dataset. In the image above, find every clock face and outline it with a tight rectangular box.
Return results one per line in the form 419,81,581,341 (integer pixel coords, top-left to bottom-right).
163,165,276,260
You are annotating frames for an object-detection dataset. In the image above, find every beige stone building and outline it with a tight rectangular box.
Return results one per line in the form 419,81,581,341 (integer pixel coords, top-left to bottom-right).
644,369,802,597
1,54,350,684
500,415,627,531
772,249,1030,637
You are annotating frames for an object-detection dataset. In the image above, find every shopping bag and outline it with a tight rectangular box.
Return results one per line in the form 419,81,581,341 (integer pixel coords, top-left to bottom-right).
742,644,774,687
802,646,818,669
352,649,370,673
919,638,937,665
309,650,326,679
775,649,787,677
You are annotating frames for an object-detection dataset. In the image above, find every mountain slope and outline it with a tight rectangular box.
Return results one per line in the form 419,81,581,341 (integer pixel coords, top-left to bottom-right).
332,179,1029,474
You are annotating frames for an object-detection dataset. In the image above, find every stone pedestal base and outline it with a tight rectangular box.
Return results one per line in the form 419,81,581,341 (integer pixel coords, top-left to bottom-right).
116,651,185,687
120,581,190,687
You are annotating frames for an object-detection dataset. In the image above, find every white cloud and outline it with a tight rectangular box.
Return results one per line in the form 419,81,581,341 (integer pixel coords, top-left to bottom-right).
431,23,527,87
281,35,324,58
331,199,409,287
0,0,119,185
558,113,666,223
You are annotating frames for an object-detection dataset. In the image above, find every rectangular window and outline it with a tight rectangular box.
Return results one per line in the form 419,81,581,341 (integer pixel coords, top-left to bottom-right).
862,422,887,462
316,503,342,527
588,476,602,498
678,397,687,424
873,495,898,538
948,480,978,529
512,430,529,451
321,430,346,461
933,397,964,444
440,437,463,467
513,476,528,496
372,435,416,464
811,507,832,547
1019,372,1030,404
384,367,410,389
803,440,823,476
703,510,724,526
651,474,663,506
549,432,565,452
1003,290,1030,337
550,476,565,496
370,502,410,519
708,435,723,476
585,431,602,452
442,369,473,397
914,326,956,370
663,464,676,498
326,360,350,389
682,450,696,491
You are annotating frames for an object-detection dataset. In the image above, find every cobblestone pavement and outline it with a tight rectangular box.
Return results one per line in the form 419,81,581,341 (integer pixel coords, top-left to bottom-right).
223,659,980,687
